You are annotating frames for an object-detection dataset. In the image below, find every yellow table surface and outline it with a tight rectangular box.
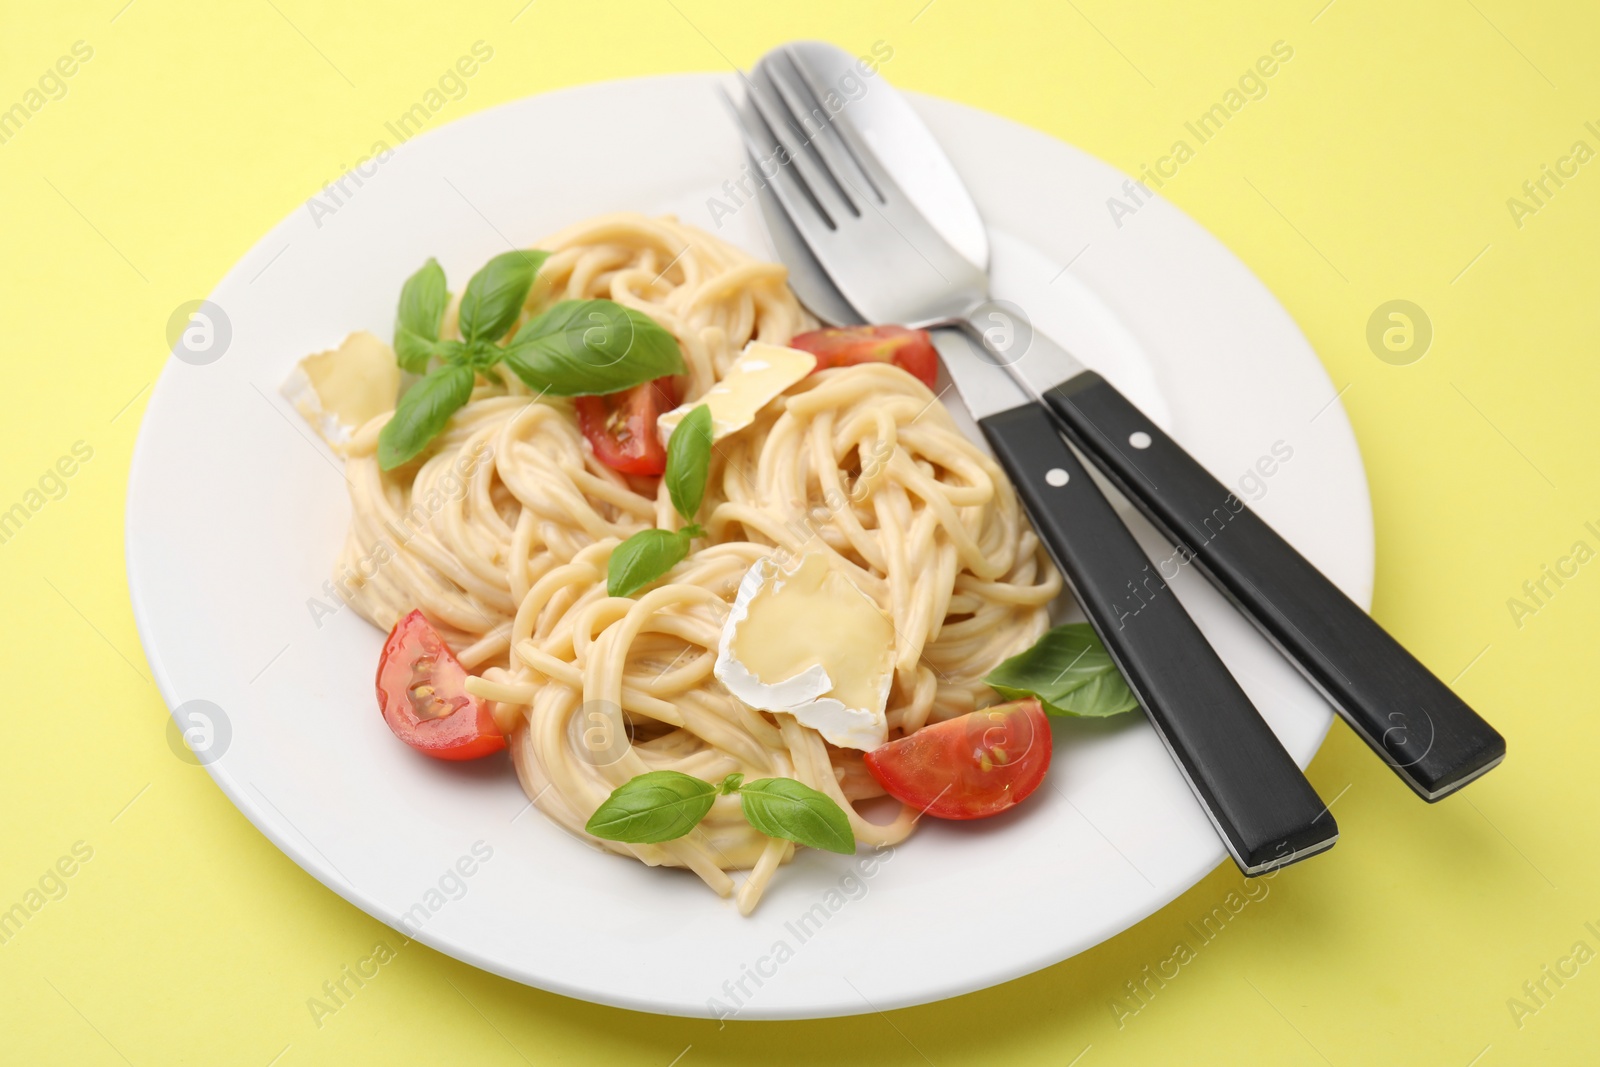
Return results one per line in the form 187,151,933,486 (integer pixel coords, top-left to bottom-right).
4,1,1597,1063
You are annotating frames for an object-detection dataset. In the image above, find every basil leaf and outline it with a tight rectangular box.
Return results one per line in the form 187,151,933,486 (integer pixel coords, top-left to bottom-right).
377,364,475,470
585,770,716,844
503,299,685,396
395,258,448,373
458,250,547,344
984,622,1139,718
607,527,694,598
394,327,440,374
665,405,712,521
718,772,744,795
738,778,856,855
434,339,471,366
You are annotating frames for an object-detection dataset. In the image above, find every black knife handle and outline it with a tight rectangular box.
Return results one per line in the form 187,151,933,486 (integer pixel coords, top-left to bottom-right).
979,401,1336,873
1042,371,1505,800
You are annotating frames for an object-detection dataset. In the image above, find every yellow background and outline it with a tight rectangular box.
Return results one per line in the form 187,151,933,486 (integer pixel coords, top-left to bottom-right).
3,1,1596,1063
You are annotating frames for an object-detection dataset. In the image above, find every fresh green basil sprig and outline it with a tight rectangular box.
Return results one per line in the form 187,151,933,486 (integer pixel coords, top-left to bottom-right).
984,622,1139,717
584,769,856,854
393,257,449,373
606,404,713,597
378,252,687,470
606,526,702,599
503,301,687,397
665,403,713,519
583,770,720,844
737,777,856,854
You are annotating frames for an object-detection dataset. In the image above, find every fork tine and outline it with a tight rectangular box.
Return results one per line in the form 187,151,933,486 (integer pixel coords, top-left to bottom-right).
778,44,901,205
763,47,883,206
716,85,839,233
722,56,988,324
741,69,859,222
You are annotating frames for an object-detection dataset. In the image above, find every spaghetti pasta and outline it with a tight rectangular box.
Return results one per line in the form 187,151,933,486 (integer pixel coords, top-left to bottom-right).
334,213,1061,913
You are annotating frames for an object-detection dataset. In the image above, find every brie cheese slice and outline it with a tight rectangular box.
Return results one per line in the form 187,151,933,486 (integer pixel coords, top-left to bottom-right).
281,331,401,454
714,553,895,750
658,341,815,443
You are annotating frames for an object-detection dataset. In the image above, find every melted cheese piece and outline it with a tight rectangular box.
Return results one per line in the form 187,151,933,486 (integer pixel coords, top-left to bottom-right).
714,553,895,750
281,331,401,454
658,341,815,443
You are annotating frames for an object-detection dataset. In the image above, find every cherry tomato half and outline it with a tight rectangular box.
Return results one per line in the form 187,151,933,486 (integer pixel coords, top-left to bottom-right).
376,609,505,760
574,376,679,475
789,325,939,390
863,698,1051,820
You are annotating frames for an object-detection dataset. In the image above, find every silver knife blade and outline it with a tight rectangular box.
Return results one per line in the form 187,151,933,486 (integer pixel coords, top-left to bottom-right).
967,302,1093,402
928,326,1030,423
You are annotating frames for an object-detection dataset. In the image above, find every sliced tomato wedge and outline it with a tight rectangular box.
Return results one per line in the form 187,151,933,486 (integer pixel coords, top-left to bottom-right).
574,376,679,475
376,609,505,760
862,698,1051,820
789,325,939,390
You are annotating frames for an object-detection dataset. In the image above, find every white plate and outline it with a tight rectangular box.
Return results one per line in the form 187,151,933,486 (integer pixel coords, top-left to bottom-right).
125,73,1372,1020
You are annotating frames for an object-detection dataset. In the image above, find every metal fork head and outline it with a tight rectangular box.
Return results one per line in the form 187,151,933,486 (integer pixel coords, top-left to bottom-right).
727,46,988,327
